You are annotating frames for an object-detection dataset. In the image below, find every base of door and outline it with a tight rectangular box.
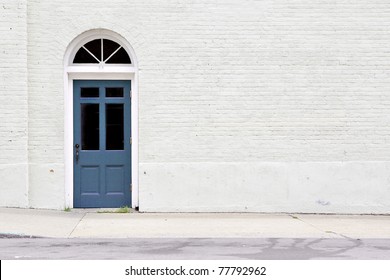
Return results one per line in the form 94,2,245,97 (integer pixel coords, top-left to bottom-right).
70,207,137,213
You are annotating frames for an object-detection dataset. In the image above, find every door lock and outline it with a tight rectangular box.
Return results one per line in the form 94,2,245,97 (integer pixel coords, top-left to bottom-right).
75,144,80,163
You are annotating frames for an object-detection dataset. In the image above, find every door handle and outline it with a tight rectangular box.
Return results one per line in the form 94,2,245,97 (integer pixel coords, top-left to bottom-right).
75,144,80,164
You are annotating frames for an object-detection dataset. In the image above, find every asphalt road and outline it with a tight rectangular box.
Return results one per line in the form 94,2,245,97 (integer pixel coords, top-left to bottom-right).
0,236,390,259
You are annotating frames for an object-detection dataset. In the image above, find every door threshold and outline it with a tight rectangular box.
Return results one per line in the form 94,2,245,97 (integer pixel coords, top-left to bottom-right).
70,207,137,214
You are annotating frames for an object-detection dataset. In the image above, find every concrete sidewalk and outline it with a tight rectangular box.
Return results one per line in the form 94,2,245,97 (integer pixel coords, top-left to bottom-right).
0,207,389,239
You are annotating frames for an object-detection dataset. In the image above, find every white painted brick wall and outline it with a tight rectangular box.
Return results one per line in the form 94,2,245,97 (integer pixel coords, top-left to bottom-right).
3,0,390,211
26,0,390,164
138,0,390,163
0,1,27,164
0,0,28,207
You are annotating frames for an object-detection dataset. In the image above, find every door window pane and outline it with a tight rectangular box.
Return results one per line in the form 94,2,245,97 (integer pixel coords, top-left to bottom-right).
81,104,99,150
106,87,124,98
106,104,124,150
81,88,99,98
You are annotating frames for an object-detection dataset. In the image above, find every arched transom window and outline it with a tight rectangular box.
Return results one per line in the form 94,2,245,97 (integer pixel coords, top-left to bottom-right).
73,38,131,64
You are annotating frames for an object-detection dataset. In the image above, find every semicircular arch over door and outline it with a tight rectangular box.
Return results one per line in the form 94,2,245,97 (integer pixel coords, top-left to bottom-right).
73,38,132,64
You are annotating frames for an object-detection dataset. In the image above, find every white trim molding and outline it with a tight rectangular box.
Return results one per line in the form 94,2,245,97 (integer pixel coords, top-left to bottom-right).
63,29,139,209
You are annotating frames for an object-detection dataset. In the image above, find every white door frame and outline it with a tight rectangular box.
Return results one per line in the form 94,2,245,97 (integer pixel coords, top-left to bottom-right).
63,30,139,208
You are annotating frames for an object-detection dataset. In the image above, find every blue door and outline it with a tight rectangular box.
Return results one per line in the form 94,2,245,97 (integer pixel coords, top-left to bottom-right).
73,80,131,208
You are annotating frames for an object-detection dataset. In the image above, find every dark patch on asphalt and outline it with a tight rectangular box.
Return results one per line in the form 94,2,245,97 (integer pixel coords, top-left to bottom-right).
134,240,192,255
47,244,72,248
227,238,365,260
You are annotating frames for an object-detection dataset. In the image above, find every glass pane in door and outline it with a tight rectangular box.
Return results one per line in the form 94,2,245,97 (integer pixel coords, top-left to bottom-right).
81,104,99,150
106,88,124,98
81,88,99,98
106,104,124,150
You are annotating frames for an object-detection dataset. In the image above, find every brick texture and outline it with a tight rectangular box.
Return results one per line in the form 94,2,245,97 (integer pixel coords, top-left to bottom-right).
24,0,390,164
3,0,390,210
0,0,28,207
0,1,27,165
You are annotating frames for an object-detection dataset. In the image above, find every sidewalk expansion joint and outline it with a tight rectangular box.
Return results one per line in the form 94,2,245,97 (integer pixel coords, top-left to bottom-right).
289,214,337,237
68,212,86,238
324,230,348,239
290,215,360,241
